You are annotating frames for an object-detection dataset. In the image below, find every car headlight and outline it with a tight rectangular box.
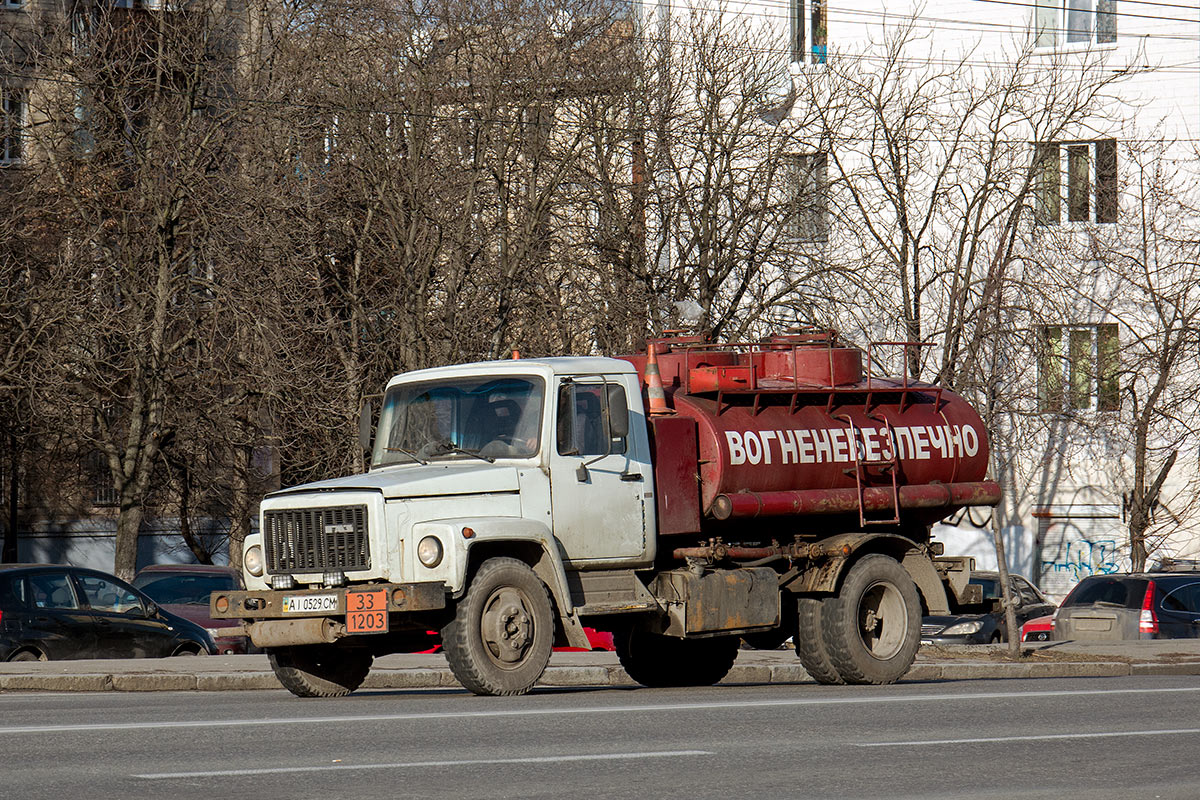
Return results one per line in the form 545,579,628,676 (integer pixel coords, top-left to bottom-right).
417,536,444,568
244,544,265,577
942,620,984,636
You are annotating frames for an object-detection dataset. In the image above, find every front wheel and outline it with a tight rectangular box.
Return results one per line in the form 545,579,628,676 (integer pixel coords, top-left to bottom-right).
821,554,921,685
616,630,739,688
441,557,555,696
269,644,373,697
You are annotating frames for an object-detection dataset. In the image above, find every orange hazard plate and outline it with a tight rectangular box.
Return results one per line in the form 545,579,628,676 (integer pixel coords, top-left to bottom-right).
346,589,389,634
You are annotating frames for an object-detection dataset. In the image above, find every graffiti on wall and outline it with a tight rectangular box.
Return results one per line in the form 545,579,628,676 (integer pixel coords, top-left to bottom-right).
1041,538,1123,583
1036,511,1128,602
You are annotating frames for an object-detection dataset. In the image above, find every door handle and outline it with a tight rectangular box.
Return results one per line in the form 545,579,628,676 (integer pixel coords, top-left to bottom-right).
620,472,644,482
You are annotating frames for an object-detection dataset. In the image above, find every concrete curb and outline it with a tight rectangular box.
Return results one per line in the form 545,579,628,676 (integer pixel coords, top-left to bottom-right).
2,657,1198,693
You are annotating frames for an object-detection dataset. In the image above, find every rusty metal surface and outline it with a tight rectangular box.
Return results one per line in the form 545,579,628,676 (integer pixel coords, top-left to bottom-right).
247,618,343,648
650,416,702,535
709,480,1001,520
652,567,779,636
210,581,446,620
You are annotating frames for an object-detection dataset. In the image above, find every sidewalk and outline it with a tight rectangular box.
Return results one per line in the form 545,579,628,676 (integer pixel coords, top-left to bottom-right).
1,639,1198,693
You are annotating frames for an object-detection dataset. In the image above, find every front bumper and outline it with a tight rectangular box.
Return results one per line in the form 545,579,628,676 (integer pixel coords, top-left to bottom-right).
210,581,447,620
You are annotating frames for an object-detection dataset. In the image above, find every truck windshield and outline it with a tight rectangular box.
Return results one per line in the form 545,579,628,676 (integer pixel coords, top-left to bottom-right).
372,376,545,467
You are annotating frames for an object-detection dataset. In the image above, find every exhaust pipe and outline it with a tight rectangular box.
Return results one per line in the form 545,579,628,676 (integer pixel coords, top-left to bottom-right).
248,618,344,648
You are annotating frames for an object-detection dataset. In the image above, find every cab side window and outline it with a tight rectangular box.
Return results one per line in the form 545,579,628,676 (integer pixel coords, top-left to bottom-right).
556,383,627,456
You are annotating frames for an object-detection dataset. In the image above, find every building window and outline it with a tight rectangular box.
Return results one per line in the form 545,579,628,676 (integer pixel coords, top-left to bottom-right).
786,153,828,243
86,449,119,507
790,0,827,65
1037,324,1119,412
1,89,26,164
1035,0,1116,48
1034,139,1117,224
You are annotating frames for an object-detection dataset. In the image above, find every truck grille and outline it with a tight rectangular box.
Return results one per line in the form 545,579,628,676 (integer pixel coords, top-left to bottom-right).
263,505,370,573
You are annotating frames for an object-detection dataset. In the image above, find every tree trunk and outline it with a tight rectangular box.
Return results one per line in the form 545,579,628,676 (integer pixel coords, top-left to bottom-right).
227,445,254,572
990,509,1021,660
113,498,144,582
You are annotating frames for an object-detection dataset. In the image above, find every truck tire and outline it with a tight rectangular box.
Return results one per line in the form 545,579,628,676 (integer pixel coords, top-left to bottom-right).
616,630,739,688
820,554,920,685
269,644,373,698
794,597,844,685
441,557,555,697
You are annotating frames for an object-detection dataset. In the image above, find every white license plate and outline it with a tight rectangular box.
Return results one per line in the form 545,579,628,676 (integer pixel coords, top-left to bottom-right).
282,593,339,613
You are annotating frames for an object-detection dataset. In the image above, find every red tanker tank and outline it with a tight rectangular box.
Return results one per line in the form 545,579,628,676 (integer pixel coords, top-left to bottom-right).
621,331,1000,536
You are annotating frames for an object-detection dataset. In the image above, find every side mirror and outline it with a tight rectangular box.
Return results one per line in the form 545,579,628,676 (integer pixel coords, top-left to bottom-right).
358,399,373,451
607,384,628,439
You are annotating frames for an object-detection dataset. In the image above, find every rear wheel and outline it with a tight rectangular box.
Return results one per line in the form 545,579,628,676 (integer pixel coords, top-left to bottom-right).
9,650,43,663
616,630,739,688
794,596,844,685
269,645,373,697
441,557,555,697
821,554,921,685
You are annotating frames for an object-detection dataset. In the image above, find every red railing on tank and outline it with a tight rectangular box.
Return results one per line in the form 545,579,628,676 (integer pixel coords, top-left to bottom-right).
661,332,943,415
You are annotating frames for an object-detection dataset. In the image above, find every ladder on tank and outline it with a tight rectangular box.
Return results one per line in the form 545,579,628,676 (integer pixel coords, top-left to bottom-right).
837,416,901,527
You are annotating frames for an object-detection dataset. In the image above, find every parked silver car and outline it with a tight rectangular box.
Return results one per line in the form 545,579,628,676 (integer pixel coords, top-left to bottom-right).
1054,567,1200,641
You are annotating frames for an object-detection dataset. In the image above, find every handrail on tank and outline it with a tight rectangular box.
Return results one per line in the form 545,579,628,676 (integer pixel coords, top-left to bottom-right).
864,340,942,412
648,331,946,415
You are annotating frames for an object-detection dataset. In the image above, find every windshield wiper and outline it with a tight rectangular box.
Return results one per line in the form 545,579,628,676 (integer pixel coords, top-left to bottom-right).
384,446,428,465
422,441,495,463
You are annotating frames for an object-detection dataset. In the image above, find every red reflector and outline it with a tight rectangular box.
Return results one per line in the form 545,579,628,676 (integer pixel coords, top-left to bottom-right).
1139,580,1158,635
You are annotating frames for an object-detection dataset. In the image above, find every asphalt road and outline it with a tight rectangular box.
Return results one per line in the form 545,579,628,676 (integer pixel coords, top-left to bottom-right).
6,676,1200,800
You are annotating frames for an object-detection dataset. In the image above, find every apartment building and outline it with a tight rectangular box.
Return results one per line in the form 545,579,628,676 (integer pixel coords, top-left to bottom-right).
757,0,1200,597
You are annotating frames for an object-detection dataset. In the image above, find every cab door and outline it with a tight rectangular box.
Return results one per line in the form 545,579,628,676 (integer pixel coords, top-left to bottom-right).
548,375,655,566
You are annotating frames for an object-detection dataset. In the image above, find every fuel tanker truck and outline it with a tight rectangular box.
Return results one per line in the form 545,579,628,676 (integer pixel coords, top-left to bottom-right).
211,331,999,697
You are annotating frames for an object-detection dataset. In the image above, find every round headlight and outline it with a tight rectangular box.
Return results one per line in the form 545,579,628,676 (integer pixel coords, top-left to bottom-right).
244,544,265,577
942,620,983,636
417,536,444,568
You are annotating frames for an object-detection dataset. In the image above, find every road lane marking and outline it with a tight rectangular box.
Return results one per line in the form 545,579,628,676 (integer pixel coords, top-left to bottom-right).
858,728,1200,747
133,750,714,780
4,686,1198,736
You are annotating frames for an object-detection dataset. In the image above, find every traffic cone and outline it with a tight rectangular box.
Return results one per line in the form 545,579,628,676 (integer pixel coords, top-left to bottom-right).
645,344,670,416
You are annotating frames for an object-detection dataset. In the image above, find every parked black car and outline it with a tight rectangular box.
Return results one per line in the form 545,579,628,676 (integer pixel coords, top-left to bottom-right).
921,571,1056,645
133,564,257,655
0,564,216,661
1054,567,1200,641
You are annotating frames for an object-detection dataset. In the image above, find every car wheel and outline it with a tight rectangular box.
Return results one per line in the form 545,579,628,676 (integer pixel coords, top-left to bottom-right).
9,650,43,663
171,644,205,656
821,554,921,685
441,558,555,697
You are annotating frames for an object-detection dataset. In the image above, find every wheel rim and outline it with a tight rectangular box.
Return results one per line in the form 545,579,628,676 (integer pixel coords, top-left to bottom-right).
480,586,536,669
857,580,908,660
